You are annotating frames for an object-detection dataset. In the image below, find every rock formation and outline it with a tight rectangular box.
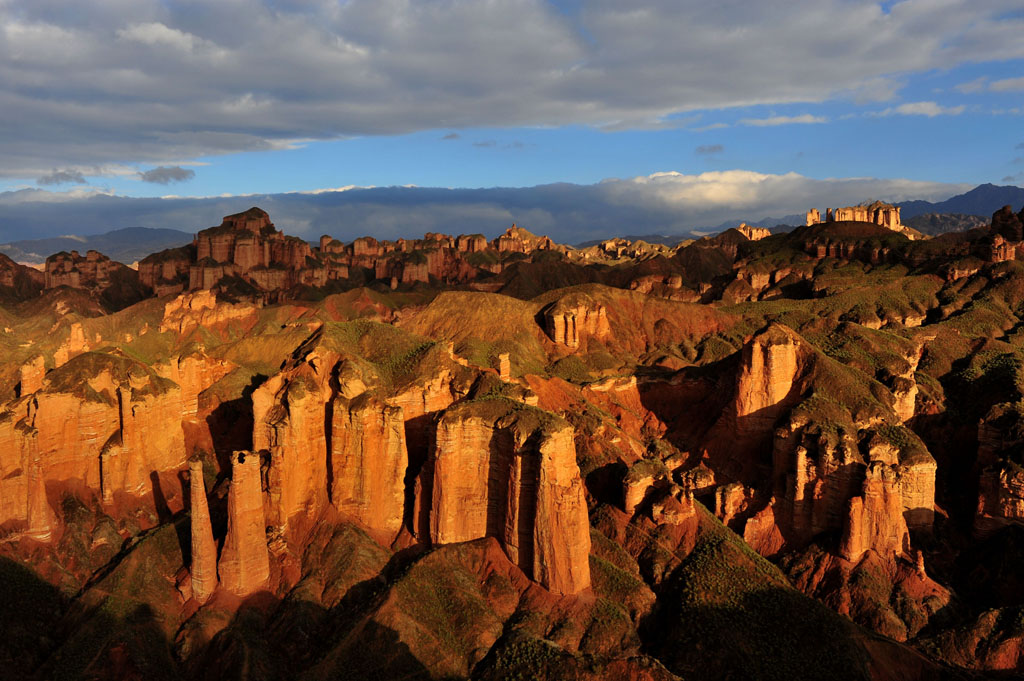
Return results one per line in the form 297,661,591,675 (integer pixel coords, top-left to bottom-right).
252,354,331,534
807,201,902,231
188,456,218,603
19,355,45,396
542,293,611,350
218,450,270,596
418,400,591,594
839,462,911,562
330,393,408,540
734,324,805,431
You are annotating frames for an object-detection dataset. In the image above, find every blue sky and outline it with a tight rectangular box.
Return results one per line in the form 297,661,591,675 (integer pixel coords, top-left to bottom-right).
1,0,1022,236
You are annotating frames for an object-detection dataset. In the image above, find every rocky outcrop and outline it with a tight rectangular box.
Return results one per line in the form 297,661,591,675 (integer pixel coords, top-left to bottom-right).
19,356,45,396
100,375,187,501
736,223,770,241
542,293,611,350
992,205,1024,243
0,252,44,299
330,393,407,540
160,290,258,335
839,462,911,562
807,201,903,231
138,245,193,296
54,322,87,368
252,355,331,534
188,457,217,603
218,450,270,596
418,400,590,594
734,324,805,430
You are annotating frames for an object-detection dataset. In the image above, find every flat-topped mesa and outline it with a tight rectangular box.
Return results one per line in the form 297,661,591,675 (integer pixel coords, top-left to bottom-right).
218,450,270,596
839,462,911,563
330,392,407,540
541,293,611,350
806,200,902,231
44,249,116,289
190,207,314,291
418,399,591,595
188,457,217,603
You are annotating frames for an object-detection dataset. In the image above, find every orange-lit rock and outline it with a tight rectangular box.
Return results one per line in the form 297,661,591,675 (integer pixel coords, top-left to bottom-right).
252,360,330,534
839,462,911,563
19,355,45,395
330,393,407,540
735,323,804,428
218,450,270,596
421,400,590,594
188,457,217,603
160,290,258,335
542,293,611,349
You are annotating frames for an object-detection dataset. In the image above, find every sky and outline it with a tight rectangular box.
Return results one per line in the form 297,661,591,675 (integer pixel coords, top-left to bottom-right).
1,0,1023,240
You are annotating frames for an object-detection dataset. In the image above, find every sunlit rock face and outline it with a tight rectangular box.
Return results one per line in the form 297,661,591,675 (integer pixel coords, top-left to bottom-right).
418,400,591,595
218,450,270,597
330,393,408,541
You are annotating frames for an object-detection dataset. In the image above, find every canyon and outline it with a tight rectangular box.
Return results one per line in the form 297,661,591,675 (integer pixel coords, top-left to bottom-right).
4,204,1024,679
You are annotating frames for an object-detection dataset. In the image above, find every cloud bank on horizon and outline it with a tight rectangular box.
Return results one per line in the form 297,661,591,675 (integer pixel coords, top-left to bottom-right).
0,0,1022,197
0,170,971,245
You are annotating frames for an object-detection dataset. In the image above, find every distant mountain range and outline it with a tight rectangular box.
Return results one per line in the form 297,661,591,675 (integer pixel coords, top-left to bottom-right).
2,183,1022,264
693,183,1024,235
898,183,1024,219
0,227,192,265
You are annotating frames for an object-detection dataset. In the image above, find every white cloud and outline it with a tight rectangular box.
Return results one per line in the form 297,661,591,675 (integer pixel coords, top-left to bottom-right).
955,76,988,93
990,77,1024,92
739,114,827,127
0,0,1022,175
877,101,966,117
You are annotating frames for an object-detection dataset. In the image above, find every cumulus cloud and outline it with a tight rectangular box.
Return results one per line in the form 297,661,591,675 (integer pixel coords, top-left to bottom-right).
36,169,87,186
1,0,1023,176
695,144,724,155
139,166,196,184
0,170,969,244
740,114,827,127
877,101,966,117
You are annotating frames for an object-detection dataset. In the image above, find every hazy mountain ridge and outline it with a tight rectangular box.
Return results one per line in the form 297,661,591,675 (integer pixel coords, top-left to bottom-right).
0,227,193,264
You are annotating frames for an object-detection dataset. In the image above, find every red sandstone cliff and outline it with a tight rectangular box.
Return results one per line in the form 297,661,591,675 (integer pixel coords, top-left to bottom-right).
417,399,591,595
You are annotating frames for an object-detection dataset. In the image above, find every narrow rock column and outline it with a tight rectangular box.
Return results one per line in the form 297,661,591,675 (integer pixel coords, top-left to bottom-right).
25,436,56,542
218,450,270,596
189,456,218,603
498,353,511,381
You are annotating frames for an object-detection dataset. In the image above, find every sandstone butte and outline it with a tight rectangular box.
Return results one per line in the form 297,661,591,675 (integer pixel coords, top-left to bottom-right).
5,203,1024,679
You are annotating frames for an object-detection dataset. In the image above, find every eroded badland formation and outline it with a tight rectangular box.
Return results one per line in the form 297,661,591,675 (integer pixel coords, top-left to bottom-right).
6,204,1024,679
